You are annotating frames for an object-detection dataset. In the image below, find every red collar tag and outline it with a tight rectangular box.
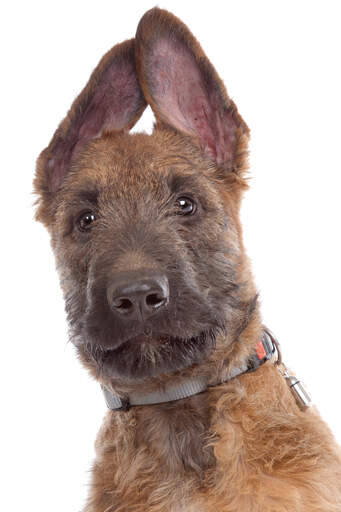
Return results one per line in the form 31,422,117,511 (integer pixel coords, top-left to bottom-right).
255,340,267,360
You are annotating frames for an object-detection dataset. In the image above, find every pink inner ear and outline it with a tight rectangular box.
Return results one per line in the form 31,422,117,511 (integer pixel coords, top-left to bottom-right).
148,37,237,166
77,59,142,143
48,57,143,192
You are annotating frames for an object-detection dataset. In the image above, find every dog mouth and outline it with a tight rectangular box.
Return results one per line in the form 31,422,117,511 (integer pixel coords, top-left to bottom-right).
84,328,218,380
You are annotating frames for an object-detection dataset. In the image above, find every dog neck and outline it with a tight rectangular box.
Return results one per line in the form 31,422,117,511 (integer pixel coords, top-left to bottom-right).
96,328,279,486
94,326,285,489
102,328,276,411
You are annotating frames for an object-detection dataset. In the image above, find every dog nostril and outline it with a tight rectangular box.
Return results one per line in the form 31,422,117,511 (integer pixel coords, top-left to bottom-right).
146,293,166,309
113,297,134,313
107,272,169,320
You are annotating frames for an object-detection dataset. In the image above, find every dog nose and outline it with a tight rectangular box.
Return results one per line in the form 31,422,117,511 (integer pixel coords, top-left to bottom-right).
107,271,169,321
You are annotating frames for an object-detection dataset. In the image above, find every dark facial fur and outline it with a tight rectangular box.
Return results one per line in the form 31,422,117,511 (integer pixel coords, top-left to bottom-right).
50,131,253,382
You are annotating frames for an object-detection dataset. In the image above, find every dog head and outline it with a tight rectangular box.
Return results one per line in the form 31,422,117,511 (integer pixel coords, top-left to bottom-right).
34,9,259,389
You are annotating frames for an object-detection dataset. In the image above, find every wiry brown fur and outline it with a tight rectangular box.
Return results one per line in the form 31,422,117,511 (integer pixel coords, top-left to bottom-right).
34,7,341,512
86,367,341,512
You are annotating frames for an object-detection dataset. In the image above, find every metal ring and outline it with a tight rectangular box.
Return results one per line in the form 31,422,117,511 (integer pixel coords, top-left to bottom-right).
262,325,282,365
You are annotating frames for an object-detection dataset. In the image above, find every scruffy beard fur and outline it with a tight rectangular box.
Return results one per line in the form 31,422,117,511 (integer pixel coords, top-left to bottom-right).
67,258,258,384
76,328,219,380
33,7,341,512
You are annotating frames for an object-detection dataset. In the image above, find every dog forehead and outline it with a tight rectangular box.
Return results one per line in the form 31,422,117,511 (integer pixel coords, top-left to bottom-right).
66,131,215,201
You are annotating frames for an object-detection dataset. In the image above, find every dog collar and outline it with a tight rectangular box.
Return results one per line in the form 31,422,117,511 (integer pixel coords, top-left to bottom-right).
102,329,276,411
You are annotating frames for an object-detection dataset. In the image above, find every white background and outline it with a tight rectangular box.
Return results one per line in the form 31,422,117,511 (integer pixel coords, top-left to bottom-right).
1,1,340,511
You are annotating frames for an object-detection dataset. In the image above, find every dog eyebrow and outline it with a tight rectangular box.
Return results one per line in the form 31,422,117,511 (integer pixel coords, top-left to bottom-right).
167,171,200,193
73,188,99,205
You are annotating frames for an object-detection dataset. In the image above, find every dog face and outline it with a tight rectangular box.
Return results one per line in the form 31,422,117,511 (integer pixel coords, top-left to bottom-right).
34,9,257,386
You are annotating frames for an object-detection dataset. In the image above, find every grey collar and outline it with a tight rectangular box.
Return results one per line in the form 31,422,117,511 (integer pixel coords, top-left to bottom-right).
102,329,276,411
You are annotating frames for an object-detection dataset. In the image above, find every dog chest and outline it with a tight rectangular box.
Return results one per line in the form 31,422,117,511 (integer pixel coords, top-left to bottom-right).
171,503,203,512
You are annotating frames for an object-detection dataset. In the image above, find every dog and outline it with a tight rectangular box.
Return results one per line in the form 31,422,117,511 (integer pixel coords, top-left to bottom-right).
34,7,341,512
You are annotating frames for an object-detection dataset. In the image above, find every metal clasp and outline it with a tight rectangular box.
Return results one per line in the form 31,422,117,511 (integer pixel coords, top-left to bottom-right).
263,326,313,411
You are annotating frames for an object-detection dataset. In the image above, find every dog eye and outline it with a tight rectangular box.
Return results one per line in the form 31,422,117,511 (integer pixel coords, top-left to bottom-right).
77,211,96,231
175,196,197,216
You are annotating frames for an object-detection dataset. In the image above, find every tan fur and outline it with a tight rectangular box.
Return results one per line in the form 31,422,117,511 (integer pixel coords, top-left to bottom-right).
33,7,341,512
84,361,341,512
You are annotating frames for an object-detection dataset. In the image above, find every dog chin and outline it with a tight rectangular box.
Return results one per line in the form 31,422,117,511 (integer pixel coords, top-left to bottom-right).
83,330,217,380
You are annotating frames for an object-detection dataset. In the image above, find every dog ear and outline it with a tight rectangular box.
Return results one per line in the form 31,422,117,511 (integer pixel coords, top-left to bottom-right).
35,38,146,198
135,8,249,170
